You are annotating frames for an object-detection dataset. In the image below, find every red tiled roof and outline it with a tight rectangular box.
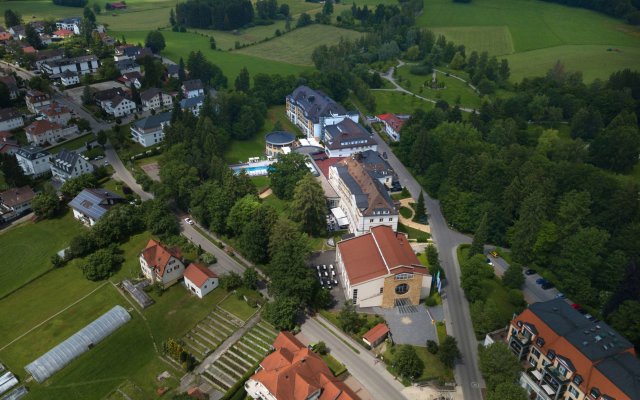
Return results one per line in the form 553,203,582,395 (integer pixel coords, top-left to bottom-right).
378,113,408,133
362,323,389,345
337,226,421,285
0,32,12,41
53,29,74,37
184,263,217,287
314,156,344,178
251,332,360,400
21,46,36,54
26,120,62,136
141,239,182,278
40,102,71,117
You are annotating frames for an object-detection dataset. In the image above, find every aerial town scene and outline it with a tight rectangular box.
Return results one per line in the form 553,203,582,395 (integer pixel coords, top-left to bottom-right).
0,0,639,399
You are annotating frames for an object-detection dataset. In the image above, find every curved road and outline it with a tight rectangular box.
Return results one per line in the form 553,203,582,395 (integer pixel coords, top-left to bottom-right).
374,132,484,400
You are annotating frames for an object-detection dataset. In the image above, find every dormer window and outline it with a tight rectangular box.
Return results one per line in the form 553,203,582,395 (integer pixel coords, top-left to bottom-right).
589,387,600,399
536,337,545,347
573,374,583,386
517,321,523,327
547,350,556,360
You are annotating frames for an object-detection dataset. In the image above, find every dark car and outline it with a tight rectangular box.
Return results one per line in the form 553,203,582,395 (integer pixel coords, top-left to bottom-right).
525,269,536,275
536,278,547,285
541,282,555,290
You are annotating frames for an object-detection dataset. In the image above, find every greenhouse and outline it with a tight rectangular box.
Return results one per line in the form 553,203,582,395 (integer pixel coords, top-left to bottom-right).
25,306,131,383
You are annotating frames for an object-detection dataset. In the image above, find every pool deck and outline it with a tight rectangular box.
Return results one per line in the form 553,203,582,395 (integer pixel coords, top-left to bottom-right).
229,160,276,176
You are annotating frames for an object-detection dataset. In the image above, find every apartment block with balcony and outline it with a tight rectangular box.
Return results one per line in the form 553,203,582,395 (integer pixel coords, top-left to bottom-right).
508,299,640,400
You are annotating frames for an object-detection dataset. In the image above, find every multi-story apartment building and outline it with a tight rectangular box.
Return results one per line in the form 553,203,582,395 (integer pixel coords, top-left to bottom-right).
323,118,378,158
130,112,171,147
40,55,100,77
15,146,50,177
508,299,640,400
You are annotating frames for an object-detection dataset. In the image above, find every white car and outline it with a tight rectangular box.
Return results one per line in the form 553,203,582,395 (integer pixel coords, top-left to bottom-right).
184,217,194,225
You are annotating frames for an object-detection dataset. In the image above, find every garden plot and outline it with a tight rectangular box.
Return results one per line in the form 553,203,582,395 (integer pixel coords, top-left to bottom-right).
181,308,244,362
203,321,277,392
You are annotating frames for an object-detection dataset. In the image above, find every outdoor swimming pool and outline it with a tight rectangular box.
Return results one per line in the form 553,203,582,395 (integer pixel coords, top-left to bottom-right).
230,161,275,176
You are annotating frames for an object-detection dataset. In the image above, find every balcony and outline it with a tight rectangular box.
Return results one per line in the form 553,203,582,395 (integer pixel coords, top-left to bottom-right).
544,365,569,384
521,370,553,400
509,334,531,358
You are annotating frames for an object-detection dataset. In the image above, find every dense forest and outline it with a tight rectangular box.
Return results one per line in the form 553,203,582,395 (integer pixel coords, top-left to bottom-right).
540,0,640,24
396,68,640,318
175,0,254,30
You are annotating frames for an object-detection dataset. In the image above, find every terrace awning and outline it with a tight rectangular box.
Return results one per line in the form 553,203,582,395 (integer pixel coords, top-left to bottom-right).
531,370,543,380
542,384,555,396
331,207,349,227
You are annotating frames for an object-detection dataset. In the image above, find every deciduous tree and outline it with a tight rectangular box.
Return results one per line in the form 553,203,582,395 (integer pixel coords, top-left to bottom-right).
395,345,424,379
290,174,326,236
479,342,522,391
269,153,309,200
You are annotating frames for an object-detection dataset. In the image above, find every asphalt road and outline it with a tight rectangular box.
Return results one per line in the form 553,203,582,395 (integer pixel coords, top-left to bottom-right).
374,132,484,400
300,316,407,400
180,221,246,276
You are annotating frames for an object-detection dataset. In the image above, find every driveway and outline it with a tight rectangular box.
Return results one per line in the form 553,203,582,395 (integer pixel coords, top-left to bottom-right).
374,305,437,346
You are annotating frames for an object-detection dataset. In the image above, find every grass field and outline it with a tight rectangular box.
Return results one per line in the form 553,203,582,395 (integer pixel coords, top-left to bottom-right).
370,91,433,114
113,30,311,82
395,67,482,109
48,132,95,153
384,344,454,383
191,21,287,51
218,293,259,321
0,210,84,299
419,0,640,81
236,24,364,66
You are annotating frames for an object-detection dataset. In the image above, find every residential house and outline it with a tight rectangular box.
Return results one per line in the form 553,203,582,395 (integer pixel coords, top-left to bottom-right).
0,75,19,100
130,111,171,147
336,225,432,308
0,131,19,155
139,239,185,288
21,46,36,55
0,186,36,222
50,148,94,182
0,32,12,42
0,108,24,131
25,90,51,113
115,59,140,75
179,95,204,117
59,70,80,86
508,299,640,400
140,88,174,111
39,33,52,45
40,55,100,77
183,263,219,299
323,118,377,158
286,85,358,139
328,154,398,236
362,323,390,347
34,48,65,70
52,29,74,40
25,120,78,146
97,32,115,46
68,188,125,226
117,71,143,89
94,88,136,117
245,332,360,400
15,146,51,176
181,79,204,99
39,102,73,125
9,25,25,40
377,113,409,142
113,45,152,62
55,17,81,35
165,64,179,79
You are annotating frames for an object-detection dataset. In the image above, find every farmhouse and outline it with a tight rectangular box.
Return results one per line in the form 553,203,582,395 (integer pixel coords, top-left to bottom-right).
179,95,205,117
183,263,219,299
509,299,640,400
323,118,377,158
15,146,51,177
25,120,78,146
328,153,398,236
245,332,360,400
139,239,185,288
0,75,19,100
336,225,432,308
140,88,174,111
376,113,409,142
40,55,100,77
68,188,125,226
286,85,358,139
0,108,24,131
130,111,171,147
25,90,51,113
0,186,36,222
50,149,94,182
182,79,204,99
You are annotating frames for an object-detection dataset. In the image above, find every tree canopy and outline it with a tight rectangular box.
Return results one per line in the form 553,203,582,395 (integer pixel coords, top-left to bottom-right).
290,174,327,236
268,153,310,200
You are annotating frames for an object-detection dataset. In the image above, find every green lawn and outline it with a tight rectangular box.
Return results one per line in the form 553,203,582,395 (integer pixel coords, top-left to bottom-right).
370,91,434,114
218,293,259,321
0,210,84,299
384,345,454,383
397,222,429,242
236,24,364,66
418,0,640,81
261,193,290,215
112,30,311,82
251,176,271,192
48,132,96,153
191,21,288,51
399,206,414,219
321,353,347,377
395,67,482,109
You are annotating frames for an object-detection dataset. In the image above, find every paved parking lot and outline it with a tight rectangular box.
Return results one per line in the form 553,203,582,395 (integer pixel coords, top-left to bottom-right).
373,305,438,346
309,251,346,309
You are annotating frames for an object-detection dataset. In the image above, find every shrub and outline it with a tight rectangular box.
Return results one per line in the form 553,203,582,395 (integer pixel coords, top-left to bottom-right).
199,252,217,264
426,340,439,354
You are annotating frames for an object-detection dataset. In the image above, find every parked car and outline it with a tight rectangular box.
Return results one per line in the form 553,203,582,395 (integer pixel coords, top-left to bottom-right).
555,292,565,299
525,269,536,275
184,217,194,225
541,282,555,290
536,278,547,285
490,251,498,257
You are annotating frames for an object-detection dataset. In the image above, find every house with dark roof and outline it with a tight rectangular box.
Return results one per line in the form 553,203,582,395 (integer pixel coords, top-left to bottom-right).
323,118,377,158
335,225,431,308
165,64,179,79
55,17,81,34
94,87,136,117
0,108,24,131
508,299,640,400
50,149,94,182
25,89,51,113
117,71,143,89
130,111,171,147
40,55,100,77
181,79,204,99
0,75,19,100
35,48,65,70
377,113,410,142
245,332,360,400
115,58,140,75
328,153,398,236
183,263,218,299
15,146,50,176
60,70,80,86
286,85,358,139
179,95,205,117
139,239,185,288
0,186,36,222
68,188,124,226
140,87,174,111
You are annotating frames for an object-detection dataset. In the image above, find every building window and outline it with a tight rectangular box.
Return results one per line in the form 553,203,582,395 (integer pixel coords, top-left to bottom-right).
558,365,567,377
573,375,583,386
547,350,556,360
389,218,393,221
568,386,579,398
379,287,383,294
531,347,541,358
536,337,545,347
529,357,537,368
379,218,383,222
395,273,413,280
395,283,409,295
370,219,374,223
352,289,358,304
590,388,600,399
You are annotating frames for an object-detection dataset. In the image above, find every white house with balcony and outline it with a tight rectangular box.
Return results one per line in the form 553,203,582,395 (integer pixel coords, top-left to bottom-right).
130,111,171,147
